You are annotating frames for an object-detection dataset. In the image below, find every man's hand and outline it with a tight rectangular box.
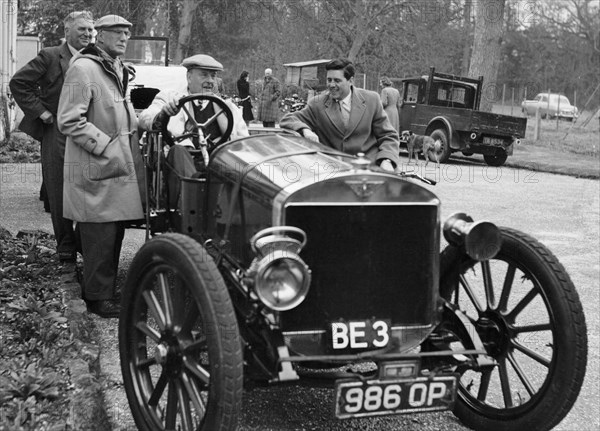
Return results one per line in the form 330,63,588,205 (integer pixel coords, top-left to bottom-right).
302,129,320,142
39,111,53,124
161,93,182,116
379,159,394,172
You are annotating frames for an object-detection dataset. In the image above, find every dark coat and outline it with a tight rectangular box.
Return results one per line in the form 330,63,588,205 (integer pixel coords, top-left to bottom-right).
9,42,73,140
57,44,145,223
279,86,400,166
237,78,254,122
257,75,281,122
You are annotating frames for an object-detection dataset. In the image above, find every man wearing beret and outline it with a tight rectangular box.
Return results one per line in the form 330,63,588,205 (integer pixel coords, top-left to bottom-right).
138,53,248,208
57,14,146,318
10,11,94,262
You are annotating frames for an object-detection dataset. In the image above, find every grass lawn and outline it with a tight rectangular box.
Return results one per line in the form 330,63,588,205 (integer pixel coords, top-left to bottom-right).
493,105,599,158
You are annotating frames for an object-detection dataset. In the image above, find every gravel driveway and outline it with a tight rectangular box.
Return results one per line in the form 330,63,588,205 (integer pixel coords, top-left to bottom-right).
1,161,598,430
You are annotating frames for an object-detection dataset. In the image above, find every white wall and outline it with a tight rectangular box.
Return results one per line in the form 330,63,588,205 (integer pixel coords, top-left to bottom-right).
0,0,18,136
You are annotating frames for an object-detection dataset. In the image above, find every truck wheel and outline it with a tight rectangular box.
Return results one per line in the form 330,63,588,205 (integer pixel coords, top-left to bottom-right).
438,227,587,431
120,233,243,431
429,129,451,163
484,153,508,166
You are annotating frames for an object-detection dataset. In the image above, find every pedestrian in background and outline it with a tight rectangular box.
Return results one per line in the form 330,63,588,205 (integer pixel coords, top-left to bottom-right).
380,76,402,133
9,11,94,262
57,14,146,318
257,68,281,127
237,70,254,126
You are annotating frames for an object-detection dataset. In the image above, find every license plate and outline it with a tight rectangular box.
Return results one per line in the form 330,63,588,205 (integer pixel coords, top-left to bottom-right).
483,136,506,146
330,319,391,350
334,376,457,419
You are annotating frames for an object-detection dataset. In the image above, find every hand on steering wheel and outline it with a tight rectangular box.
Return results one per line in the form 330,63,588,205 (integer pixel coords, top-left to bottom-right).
160,94,234,150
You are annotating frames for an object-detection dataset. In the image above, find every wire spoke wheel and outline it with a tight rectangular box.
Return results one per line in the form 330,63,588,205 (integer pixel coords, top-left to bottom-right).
439,227,587,431
119,233,243,431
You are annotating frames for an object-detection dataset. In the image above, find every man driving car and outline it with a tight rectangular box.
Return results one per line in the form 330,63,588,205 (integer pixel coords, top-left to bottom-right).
138,54,248,207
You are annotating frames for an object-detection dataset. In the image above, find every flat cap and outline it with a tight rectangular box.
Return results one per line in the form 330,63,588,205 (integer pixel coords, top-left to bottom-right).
95,14,132,29
181,54,223,71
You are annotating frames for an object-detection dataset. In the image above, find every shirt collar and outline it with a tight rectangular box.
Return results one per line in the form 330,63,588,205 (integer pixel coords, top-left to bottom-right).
66,42,81,57
339,90,352,108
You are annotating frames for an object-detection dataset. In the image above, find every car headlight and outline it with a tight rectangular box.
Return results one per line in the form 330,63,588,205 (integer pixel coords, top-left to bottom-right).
249,226,311,311
254,250,311,311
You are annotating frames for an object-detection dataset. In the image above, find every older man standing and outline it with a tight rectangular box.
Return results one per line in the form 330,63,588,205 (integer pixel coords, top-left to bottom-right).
257,68,281,127
10,11,94,262
58,15,145,318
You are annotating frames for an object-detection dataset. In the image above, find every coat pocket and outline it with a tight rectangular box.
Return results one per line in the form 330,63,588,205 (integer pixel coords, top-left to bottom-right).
87,136,133,181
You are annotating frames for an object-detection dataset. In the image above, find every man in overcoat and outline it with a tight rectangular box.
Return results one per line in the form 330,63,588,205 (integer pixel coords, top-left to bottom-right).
9,11,94,262
257,68,281,127
58,14,145,318
280,59,400,171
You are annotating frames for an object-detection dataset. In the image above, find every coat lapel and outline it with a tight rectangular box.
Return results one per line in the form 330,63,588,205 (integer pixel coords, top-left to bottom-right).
345,88,366,137
59,43,73,76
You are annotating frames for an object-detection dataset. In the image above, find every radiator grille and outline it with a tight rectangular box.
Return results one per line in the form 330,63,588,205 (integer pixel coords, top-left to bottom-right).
281,204,439,332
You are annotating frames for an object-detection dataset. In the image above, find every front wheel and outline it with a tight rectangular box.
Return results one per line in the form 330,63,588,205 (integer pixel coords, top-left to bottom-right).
119,233,243,431
439,227,587,431
429,128,452,163
484,153,508,166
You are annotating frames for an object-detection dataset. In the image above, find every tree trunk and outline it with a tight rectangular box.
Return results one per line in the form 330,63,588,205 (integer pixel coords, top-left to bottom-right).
468,0,506,112
174,0,200,63
460,1,473,76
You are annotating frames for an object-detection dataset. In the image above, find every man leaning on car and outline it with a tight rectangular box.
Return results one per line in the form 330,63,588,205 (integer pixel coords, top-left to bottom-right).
280,58,400,172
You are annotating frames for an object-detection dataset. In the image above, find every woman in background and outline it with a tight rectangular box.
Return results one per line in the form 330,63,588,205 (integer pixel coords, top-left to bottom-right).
380,76,401,133
237,71,254,125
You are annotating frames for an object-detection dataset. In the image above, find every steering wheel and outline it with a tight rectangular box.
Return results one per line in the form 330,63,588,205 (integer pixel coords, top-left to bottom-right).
160,94,234,149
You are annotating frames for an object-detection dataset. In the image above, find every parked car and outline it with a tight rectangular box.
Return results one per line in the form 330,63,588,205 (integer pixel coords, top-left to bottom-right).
117,89,588,430
521,92,578,121
398,68,527,167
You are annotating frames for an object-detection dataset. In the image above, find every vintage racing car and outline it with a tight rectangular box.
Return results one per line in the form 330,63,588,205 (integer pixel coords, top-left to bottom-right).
118,94,587,431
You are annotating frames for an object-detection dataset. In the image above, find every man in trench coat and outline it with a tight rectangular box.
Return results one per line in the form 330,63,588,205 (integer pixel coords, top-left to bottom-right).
9,11,94,262
58,14,145,318
257,68,281,127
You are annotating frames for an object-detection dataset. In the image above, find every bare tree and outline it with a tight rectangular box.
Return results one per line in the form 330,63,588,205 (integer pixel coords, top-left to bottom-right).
319,0,399,62
468,0,507,112
173,0,200,63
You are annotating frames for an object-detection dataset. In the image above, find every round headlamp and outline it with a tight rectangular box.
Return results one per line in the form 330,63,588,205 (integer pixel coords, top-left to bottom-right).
254,250,311,311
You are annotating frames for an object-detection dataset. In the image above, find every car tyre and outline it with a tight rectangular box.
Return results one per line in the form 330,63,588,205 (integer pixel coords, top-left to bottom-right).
438,227,587,431
119,233,243,431
429,128,452,163
483,153,508,166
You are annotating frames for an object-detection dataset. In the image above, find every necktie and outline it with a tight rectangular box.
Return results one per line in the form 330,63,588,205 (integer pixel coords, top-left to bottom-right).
338,100,349,128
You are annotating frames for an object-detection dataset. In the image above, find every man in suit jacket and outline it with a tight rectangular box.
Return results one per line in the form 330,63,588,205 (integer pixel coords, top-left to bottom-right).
9,11,94,262
279,59,400,172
